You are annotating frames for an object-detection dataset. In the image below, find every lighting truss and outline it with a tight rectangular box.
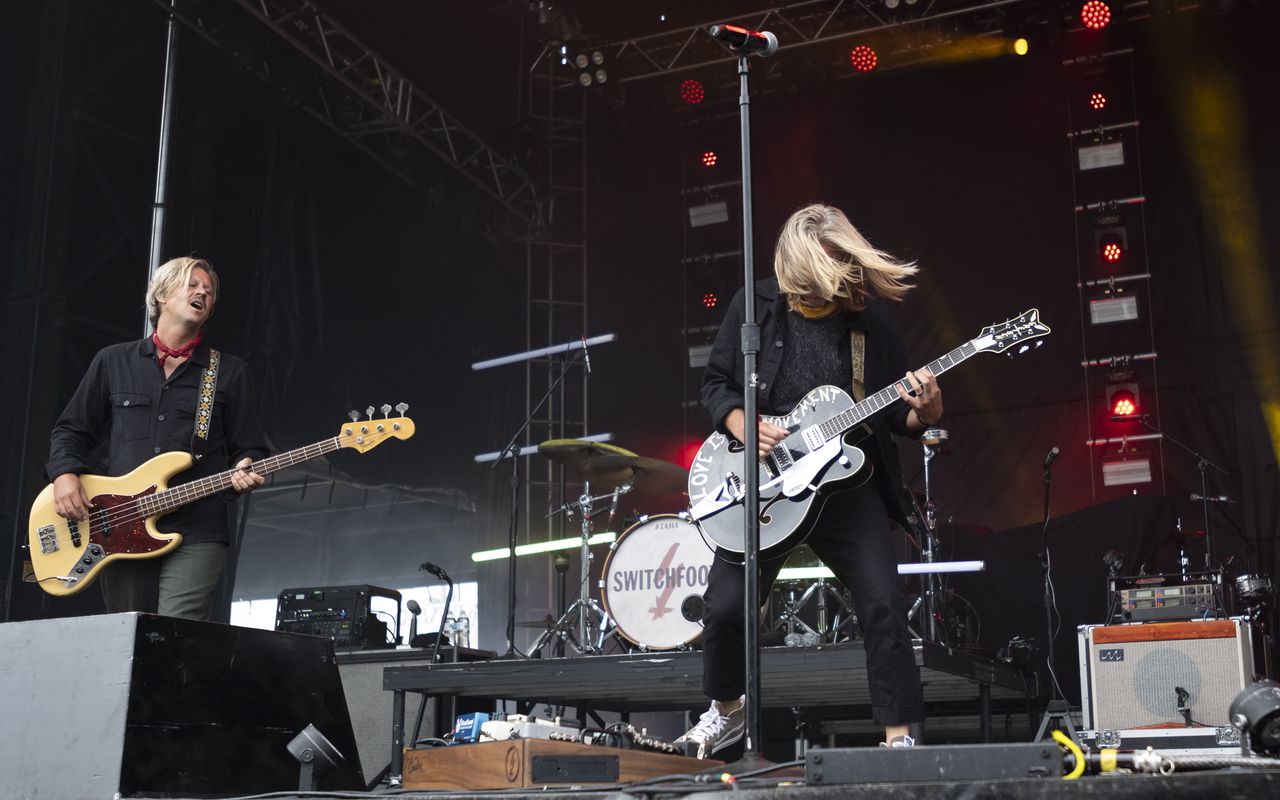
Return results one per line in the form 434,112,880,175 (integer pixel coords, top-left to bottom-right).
153,0,543,228
531,0,1048,83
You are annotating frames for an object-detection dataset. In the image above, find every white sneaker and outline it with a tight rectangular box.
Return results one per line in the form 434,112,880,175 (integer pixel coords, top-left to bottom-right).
879,734,915,748
674,697,745,759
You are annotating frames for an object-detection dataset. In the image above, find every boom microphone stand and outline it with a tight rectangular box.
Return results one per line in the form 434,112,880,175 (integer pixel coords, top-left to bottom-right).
491,345,587,658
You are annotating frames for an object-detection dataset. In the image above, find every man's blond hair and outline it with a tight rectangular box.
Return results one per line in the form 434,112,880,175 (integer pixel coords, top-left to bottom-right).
146,257,219,328
774,204,917,311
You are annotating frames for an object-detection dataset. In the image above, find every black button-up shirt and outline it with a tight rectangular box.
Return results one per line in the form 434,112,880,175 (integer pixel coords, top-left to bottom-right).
47,338,268,545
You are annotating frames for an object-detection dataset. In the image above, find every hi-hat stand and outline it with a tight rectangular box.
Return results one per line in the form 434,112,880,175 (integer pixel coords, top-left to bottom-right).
529,481,627,656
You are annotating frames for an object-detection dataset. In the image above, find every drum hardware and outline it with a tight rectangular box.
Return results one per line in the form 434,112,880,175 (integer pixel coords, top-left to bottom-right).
773,577,856,646
907,428,948,644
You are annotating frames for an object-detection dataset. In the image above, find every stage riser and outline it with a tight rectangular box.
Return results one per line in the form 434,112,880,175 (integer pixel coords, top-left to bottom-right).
0,613,363,798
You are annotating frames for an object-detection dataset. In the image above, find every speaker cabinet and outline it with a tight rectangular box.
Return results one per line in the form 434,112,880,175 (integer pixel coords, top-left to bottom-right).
336,649,437,778
1078,617,1255,730
0,613,363,798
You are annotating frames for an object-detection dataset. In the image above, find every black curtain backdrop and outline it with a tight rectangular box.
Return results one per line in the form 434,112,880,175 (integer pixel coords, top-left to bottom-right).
3,2,1277,656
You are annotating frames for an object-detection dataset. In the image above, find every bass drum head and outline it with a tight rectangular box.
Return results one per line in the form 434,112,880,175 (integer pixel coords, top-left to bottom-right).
602,515,715,650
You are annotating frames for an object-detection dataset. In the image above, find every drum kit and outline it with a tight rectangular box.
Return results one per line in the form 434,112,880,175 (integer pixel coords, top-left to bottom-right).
527,439,711,654
519,428,977,656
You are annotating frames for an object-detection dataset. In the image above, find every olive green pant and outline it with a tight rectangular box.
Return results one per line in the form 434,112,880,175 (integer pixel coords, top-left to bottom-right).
99,541,228,620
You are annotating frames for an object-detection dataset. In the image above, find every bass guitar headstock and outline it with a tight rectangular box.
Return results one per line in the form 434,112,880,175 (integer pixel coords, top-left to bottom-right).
339,402,416,453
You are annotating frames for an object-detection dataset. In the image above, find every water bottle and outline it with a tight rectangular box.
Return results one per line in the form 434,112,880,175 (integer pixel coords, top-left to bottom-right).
445,616,458,646
457,613,471,649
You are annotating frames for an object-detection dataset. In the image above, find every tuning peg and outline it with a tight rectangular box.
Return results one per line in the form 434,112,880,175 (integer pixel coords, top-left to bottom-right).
366,405,375,420
381,403,392,418
395,402,409,415
348,410,360,422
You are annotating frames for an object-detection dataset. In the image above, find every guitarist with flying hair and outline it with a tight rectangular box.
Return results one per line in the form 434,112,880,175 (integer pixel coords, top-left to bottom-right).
675,204,943,757
46,256,266,620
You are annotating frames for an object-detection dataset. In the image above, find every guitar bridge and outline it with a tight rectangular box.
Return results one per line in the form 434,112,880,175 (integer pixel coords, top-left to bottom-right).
37,524,58,555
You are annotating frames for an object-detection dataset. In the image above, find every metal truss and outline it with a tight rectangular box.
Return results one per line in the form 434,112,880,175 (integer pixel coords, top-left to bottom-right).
154,0,542,228
532,0,1050,83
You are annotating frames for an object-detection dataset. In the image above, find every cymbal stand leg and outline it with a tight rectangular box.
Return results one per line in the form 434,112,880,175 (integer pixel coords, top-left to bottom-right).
919,437,942,644
576,482,597,654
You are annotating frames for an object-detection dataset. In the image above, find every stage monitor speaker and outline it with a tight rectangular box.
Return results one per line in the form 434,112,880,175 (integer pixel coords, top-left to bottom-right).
0,612,364,798
1079,617,1256,731
336,649,438,778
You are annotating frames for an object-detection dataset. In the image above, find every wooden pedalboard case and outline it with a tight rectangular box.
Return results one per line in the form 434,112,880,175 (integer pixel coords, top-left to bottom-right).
402,739,716,790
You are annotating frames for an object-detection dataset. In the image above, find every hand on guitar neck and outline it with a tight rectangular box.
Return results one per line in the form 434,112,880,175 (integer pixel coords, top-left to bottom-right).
228,457,266,494
895,368,943,430
725,409,790,458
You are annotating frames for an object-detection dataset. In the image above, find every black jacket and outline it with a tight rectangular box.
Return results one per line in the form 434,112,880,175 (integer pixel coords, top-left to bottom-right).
700,277,923,532
47,338,268,545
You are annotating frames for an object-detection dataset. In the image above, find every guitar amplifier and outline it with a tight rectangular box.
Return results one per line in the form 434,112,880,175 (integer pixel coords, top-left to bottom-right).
1078,617,1255,731
276,585,401,650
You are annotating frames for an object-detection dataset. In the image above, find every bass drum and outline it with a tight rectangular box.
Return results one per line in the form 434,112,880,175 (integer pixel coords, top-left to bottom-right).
601,515,715,650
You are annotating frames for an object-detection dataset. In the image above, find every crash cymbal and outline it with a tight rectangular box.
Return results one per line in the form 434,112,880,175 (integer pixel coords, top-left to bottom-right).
575,455,688,495
537,437,637,468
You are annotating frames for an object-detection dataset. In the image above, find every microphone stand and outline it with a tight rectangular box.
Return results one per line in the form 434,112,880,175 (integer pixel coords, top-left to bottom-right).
733,49,765,763
490,346,587,658
1137,417,1231,572
409,566,453,752
1034,452,1078,743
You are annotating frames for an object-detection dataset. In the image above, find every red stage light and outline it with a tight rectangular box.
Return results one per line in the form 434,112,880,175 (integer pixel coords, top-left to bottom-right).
1100,234,1124,264
680,79,705,105
850,45,878,73
1090,91,1107,110
701,151,718,167
1081,1,1111,30
1111,389,1137,417
702,292,718,309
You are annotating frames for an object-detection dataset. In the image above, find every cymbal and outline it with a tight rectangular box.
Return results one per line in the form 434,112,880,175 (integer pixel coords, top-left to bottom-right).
537,439,688,494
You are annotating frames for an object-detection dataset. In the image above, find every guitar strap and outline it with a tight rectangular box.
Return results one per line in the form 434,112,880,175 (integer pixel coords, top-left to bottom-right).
849,330,866,402
190,349,221,461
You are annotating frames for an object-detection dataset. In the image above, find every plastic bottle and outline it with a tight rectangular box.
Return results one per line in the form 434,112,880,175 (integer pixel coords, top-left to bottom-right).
457,612,471,649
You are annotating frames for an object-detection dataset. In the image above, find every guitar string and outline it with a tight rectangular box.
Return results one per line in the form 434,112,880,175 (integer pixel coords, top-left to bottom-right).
49,428,402,545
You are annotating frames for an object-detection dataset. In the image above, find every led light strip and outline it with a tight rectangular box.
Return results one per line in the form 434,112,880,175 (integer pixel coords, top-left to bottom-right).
472,532,617,562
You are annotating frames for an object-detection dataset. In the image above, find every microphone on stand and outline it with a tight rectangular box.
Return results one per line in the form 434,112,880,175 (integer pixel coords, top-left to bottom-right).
420,561,455,664
420,561,450,581
708,24,779,57
1043,446,1060,470
407,599,421,645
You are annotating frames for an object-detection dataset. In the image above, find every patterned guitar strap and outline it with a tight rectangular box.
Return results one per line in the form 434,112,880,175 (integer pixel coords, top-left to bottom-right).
850,330,866,402
190,349,221,462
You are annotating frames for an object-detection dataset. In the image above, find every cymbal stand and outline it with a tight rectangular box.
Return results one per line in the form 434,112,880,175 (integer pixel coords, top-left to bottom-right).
907,429,947,644
778,578,855,645
530,481,628,656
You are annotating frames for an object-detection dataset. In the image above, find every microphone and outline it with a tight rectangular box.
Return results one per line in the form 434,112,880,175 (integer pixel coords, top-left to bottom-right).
407,599,421,644
580,336,592,374
708,24,779,57
420,561,450,580
1043,446,1060,470
1191,494,1234,504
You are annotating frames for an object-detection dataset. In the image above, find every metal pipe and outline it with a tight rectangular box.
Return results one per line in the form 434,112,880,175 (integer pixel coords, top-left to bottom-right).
145,1,180,335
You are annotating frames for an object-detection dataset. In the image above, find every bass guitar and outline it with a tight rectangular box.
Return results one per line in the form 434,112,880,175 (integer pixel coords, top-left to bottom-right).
28,405,415,596
686,310,1050,555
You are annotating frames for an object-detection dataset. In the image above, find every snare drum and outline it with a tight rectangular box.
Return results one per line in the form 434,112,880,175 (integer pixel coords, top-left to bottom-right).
601,515,715,650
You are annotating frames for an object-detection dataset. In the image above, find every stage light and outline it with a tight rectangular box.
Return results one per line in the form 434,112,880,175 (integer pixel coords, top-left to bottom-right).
850,45,878,73
1013,37,1030,56
1090,91,1108,110
471,532,617,562
578,72,593,87
680,79,705,105
702,292,718,309
574,53,589,69
1230,679,1280,756
591,50,604,66
1106,382,1140,419
701,151,717,167
1081,1,1112,30
595,69,608,84
1102,454,1151,486
1100,234,1124,264
884,0,900,8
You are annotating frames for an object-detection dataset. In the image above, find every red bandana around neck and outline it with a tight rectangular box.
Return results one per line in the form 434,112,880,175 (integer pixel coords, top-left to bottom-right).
152,330,204,367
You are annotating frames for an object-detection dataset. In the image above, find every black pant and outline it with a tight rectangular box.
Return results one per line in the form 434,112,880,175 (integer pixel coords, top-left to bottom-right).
700,479,925,726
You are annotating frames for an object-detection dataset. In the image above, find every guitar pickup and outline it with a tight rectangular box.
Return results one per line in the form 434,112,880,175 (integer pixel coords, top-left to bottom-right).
69,519,81,548
801,426,826,452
